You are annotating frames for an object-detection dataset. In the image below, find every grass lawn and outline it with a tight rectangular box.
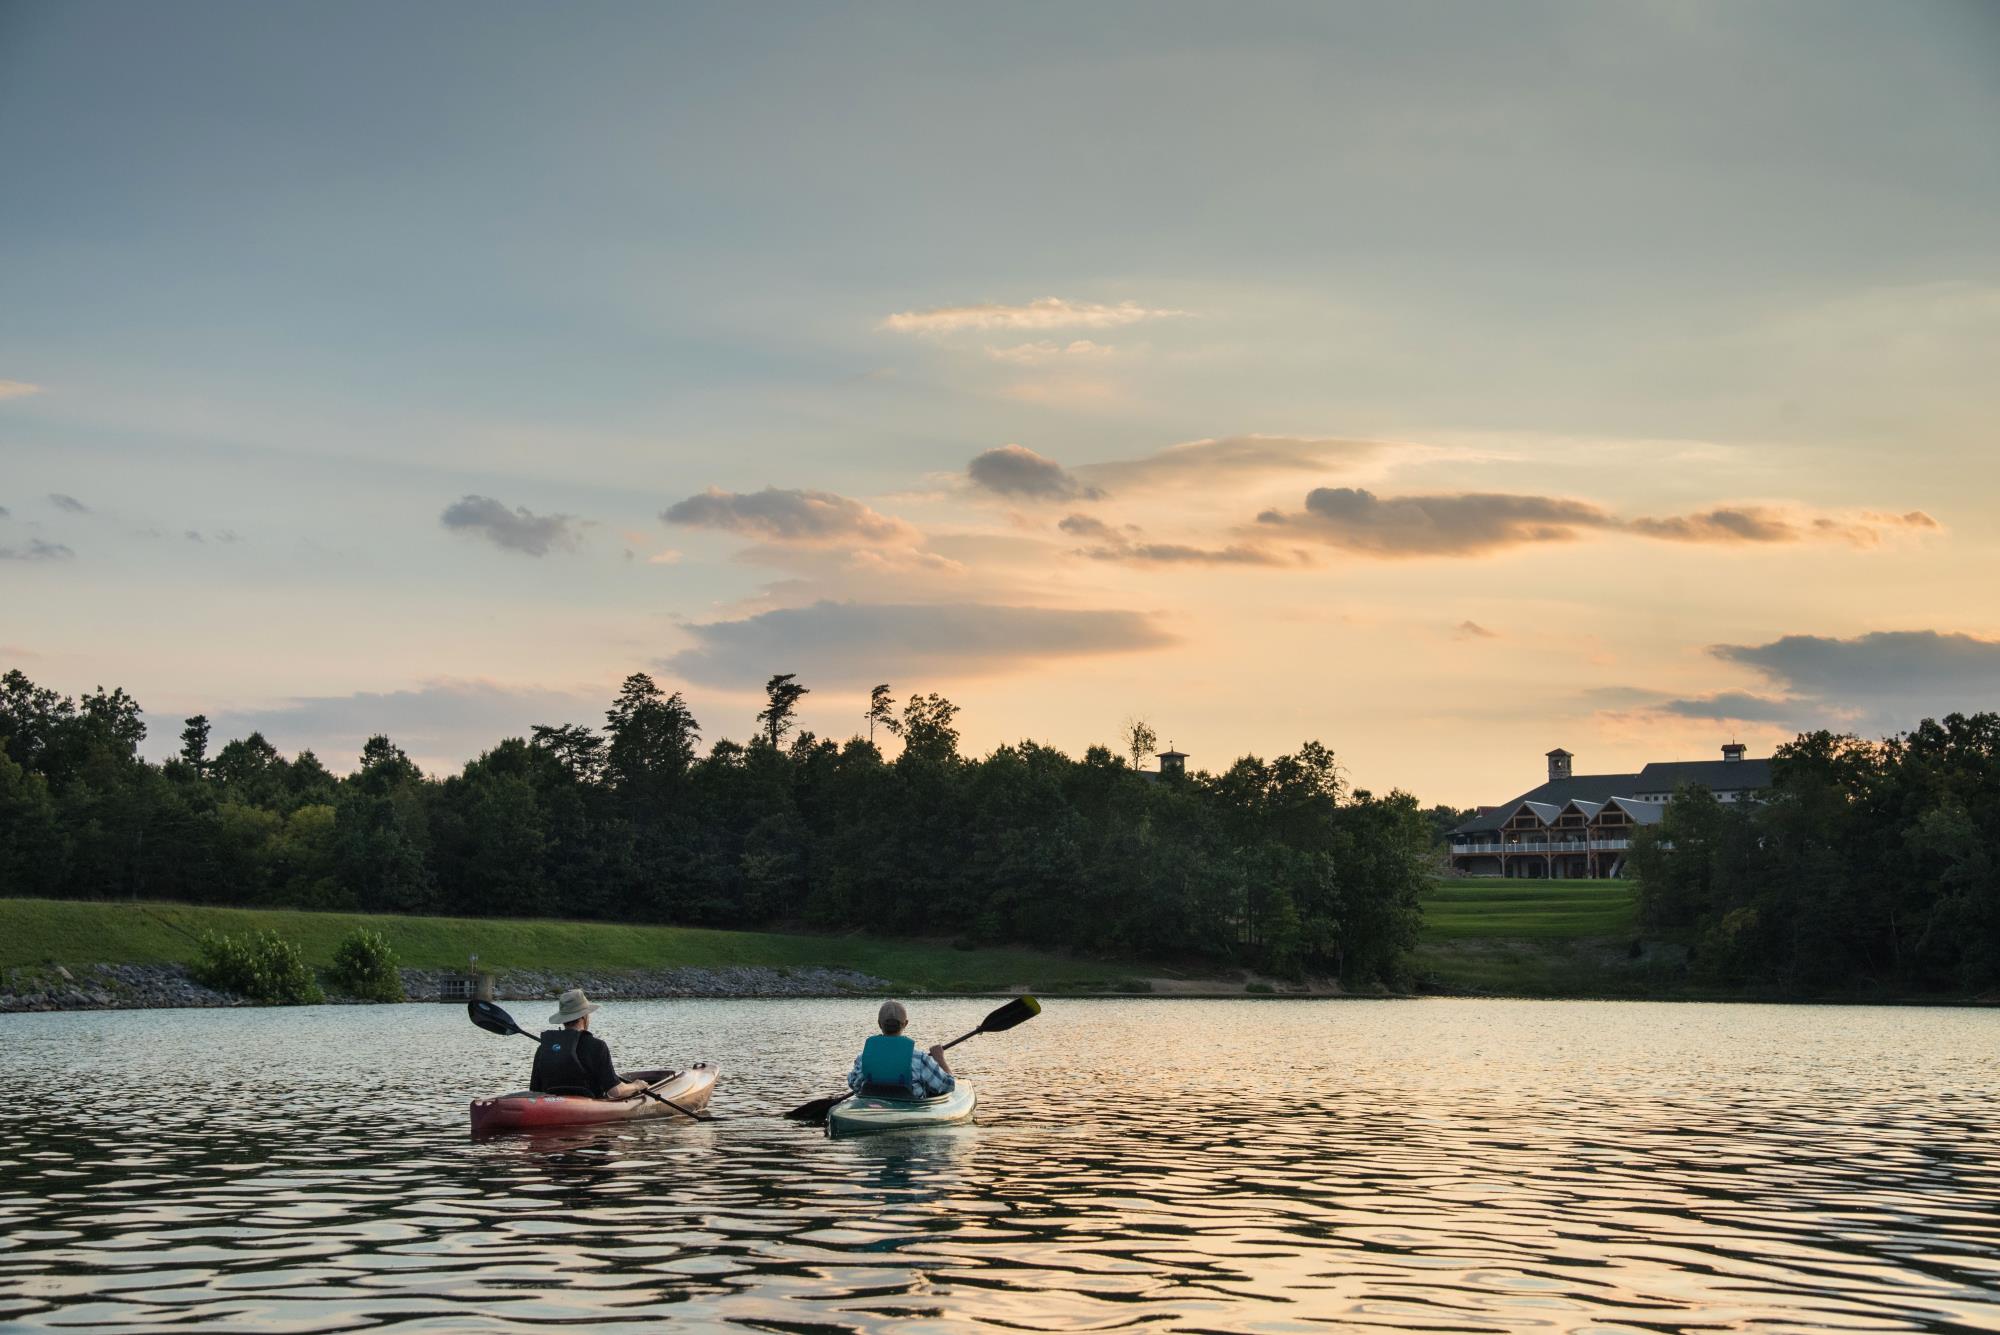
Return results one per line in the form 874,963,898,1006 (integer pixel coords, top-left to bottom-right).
1420,877,1640,939
5,878,1665,1002
1414,878,1680,997
0,898,1157,994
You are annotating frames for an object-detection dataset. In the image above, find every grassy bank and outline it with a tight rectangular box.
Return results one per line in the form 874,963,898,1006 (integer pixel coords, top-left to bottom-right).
1420,878,1638,938
0,898,1160,994
1412,878,1686,997
3,881,1700,1003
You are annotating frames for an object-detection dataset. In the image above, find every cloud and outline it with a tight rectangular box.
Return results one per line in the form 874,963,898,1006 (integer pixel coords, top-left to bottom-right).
0,505,9,518
0,380,42,400
0,539,75,562
1258,487,1619,557
882,297,1185,335
662,487,920,546
1057,513,1119,540
1455,620,1499,640
48,493,88,514
1605,629,2000,738
663,600,1174,687
966,445,1102,502
1713,631,2000,708
1054,506,1299,568
440,495,587,557
986,339,1116,364
1078,436,1383,494
1653,691,1807,725
1061,514,1295,567
1255,488,1943,558
1078,541,1295,567
1629,507,1940,547
184,678,609,776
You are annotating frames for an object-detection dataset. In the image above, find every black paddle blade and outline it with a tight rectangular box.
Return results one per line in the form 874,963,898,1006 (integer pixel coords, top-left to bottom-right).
978,995,1041,1034
784,1092,851,1124
467,998,527,1038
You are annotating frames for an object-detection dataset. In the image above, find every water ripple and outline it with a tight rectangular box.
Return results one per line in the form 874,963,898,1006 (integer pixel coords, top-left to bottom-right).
0,999,1995,1332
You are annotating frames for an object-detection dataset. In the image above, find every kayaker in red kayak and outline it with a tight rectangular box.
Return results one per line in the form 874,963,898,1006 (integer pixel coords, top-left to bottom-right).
530,989,649,1100
846,1000,956,1098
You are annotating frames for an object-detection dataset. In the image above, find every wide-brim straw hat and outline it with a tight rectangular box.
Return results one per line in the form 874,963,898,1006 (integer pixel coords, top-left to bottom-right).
548,988,600,1025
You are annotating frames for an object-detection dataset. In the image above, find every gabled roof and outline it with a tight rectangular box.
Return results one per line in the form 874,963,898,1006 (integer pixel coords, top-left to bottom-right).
1454,753,1773,840
1603,796,1668,825
1453,772,1642,834
1633,758,1772,792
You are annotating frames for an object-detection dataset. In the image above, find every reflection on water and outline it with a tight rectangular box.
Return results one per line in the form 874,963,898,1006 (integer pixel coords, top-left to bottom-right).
1,998,1996,1332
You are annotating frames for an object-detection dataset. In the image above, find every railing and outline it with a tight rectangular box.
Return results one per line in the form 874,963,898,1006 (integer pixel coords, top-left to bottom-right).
1450,838,1633,855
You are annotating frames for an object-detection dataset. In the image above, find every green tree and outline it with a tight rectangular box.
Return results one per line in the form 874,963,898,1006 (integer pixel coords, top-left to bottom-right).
1263,882,1305,980
604,673,699,806
899,693,960,767
530,722,605,784
330,928,404,1002
335,735,433,912
0,747,63,895
212,733,287,807
179,715,211,771
1123,717,1158,771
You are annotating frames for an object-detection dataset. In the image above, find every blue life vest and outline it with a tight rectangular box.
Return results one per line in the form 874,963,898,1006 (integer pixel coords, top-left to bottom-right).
861,1033,916,1090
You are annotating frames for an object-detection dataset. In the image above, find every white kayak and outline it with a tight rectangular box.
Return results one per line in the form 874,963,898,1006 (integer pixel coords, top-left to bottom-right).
827,1083,977,1136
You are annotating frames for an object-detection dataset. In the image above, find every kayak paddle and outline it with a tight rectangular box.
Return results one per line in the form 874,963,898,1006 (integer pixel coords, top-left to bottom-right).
469,997,534,1040
784,995,1042,1123
466,998,714,1122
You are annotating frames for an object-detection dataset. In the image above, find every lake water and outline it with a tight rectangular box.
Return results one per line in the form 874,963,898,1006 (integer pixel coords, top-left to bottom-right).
1,998,1996,1333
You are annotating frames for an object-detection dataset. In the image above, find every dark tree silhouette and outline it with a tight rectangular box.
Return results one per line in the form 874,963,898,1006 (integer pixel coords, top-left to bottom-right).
179,715,211,771
0,664,1489,987
757,673,810,748
866,684,900,742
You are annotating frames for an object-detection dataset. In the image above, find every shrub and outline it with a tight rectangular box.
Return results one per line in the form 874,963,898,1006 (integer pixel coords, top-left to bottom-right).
1245,981,1276,995
330,928,404,1002
191,930,325,1005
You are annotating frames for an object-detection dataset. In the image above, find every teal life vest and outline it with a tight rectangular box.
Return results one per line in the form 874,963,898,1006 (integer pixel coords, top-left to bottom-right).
861,1033,916,1090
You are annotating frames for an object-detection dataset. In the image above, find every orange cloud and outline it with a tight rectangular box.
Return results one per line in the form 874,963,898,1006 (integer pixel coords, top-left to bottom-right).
881,297,1184,335
1255,488,1943,558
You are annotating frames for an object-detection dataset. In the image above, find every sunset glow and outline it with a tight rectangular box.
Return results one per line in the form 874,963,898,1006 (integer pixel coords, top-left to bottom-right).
4,3,1996,804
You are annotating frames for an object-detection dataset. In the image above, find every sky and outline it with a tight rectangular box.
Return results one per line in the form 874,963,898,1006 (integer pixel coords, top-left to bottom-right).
3,1,1998,805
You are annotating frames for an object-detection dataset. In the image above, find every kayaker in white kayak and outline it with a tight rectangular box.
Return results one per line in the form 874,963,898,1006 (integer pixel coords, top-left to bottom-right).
529,989,650,1100
846,1000,956,1098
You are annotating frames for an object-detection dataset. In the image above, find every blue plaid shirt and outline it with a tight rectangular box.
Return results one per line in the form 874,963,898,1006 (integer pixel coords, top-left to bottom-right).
847,1045,955,1096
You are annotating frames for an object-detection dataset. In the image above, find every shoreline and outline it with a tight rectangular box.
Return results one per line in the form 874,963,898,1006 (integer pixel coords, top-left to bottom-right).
0,961,896,1013
0,960,1341,1013
6,898,1992,1014
5,961,1991,1013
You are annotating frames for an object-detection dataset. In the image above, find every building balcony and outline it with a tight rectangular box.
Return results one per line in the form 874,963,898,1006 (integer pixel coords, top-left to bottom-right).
1450,838,1634,856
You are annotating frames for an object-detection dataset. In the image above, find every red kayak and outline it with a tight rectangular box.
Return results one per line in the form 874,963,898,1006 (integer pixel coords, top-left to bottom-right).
470,1063,719,1135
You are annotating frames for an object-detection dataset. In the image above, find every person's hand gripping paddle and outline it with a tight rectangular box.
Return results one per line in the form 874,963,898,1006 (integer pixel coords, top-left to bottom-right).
784,995,1042,1124
467,998,714,1121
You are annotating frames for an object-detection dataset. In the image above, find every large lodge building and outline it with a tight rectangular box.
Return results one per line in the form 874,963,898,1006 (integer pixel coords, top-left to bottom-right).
1450,744,1772,879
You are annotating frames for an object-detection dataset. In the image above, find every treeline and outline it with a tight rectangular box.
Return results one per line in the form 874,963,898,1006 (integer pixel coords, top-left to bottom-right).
0,668,1432,984
1633,713,2000,995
